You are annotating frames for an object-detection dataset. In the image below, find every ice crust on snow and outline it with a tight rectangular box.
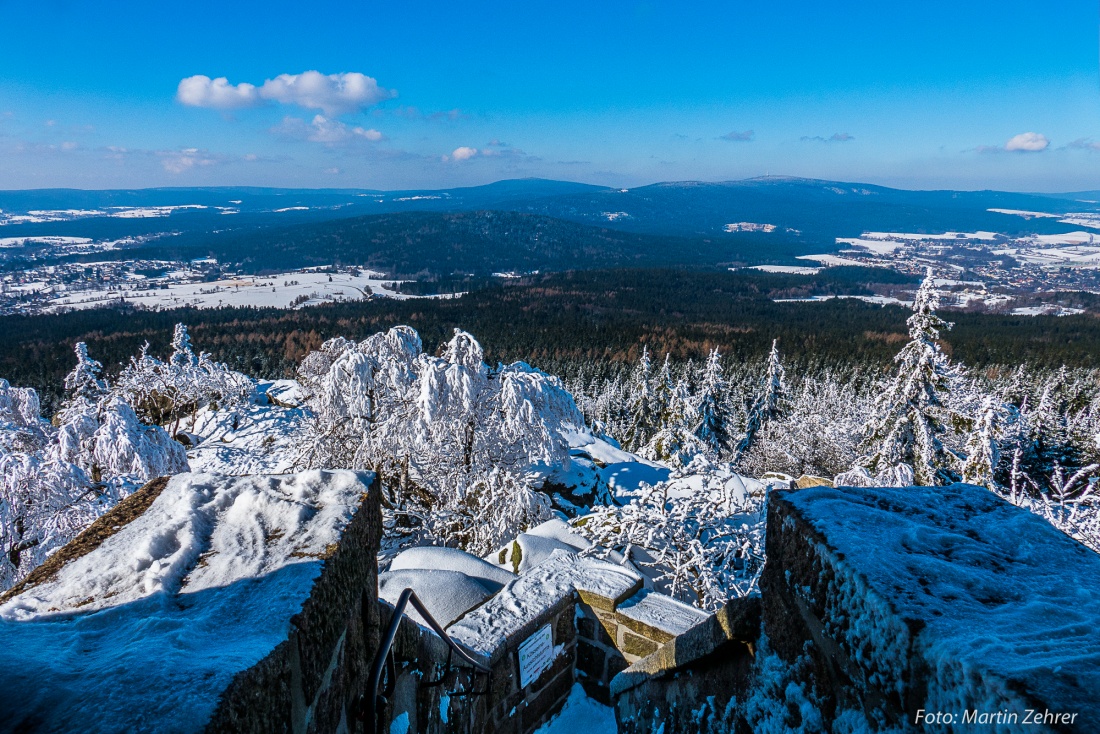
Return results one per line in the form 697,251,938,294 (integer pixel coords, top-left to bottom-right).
0,470,372,732
526,518,592,551
786,482,1100,717
448,549,640,660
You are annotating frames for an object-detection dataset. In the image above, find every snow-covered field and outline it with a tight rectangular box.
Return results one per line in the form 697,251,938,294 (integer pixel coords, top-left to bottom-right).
0,205,209,225
745,265,821,275
43,268,444,312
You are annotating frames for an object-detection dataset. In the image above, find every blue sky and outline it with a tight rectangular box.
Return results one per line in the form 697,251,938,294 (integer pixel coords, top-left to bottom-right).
1,0,1098,191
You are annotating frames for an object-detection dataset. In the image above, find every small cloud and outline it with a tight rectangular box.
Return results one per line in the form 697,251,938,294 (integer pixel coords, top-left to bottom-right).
273,115,383,145
324,167,341,175
448,146,478,162
177,76,260,109
486,138,507,147
1067,138,1100,151
1004,131,1049,152
428,108,467,122
159,147,219,174
802,132,854,143
177,71,396,115
60,141,78,151
720,130,754,142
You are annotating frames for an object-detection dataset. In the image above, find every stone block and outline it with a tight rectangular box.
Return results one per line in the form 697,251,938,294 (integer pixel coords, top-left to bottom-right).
620,630,659,659
763,483,1100,732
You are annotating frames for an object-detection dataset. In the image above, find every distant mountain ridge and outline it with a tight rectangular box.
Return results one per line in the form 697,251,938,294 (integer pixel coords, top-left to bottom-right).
1,177,1097,275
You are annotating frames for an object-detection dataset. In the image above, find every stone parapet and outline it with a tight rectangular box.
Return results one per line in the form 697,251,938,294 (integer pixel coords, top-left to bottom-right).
762,482,1100,733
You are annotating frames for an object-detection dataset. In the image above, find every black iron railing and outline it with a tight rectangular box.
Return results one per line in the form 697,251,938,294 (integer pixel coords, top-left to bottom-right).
359,588,491,734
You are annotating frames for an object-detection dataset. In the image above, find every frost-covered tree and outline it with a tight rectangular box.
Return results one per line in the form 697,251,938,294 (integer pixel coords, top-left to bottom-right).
860,272,962,486
298,326,583,552
960,396,1007,489
426,468,553,556
734,339,788,462
623,347,657,451
0,340,189,591
63,342,108,404
641,377,705,467
575,458,767,610
117,325,250,435
170,323,198,368
694,348,732,457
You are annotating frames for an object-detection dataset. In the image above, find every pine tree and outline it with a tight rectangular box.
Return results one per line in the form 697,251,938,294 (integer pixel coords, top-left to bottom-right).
62,342,107,406
861,271,961,486
652,354,674,429
734,339,788,462
624,346,656,451
961,396,1004,489
694,348,732,456
170,323,198,368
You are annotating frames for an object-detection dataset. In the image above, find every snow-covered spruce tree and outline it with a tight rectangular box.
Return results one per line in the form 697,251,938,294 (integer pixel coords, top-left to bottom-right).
641,377,705,467
694,348,733,457
734,339,788,463
622,346,657,452
859,272,962,486
960,395,1007,490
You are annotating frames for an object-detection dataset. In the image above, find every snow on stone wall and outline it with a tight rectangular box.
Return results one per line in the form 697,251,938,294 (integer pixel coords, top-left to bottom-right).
0,469,379,733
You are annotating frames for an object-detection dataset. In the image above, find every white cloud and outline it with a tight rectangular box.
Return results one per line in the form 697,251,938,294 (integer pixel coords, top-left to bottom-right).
159,148,219,174
177,71,395,115
801,132,854,143
450,146,478,161
274,115,383,145
1004,132,1049,152
177,76,260,109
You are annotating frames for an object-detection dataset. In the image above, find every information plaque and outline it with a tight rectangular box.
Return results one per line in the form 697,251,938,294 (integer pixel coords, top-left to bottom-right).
517,624,555,688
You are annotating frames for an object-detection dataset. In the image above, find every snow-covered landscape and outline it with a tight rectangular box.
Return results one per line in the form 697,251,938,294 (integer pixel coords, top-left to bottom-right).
6,5,1100,726
2,268,1099,731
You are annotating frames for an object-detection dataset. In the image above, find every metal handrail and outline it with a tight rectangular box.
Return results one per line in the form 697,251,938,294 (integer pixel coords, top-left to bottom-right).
360,587,491,734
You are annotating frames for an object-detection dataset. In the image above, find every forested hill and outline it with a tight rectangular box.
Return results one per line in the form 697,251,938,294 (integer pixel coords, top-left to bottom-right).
4,267,1100,413
124,210,791,275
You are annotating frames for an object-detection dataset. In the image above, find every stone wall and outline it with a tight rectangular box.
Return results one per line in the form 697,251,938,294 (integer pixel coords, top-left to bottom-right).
609,597,761,734
206,474,383,734
378,593,577,734
574,589,705,703
761,483,1100,733
375,552,712,734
